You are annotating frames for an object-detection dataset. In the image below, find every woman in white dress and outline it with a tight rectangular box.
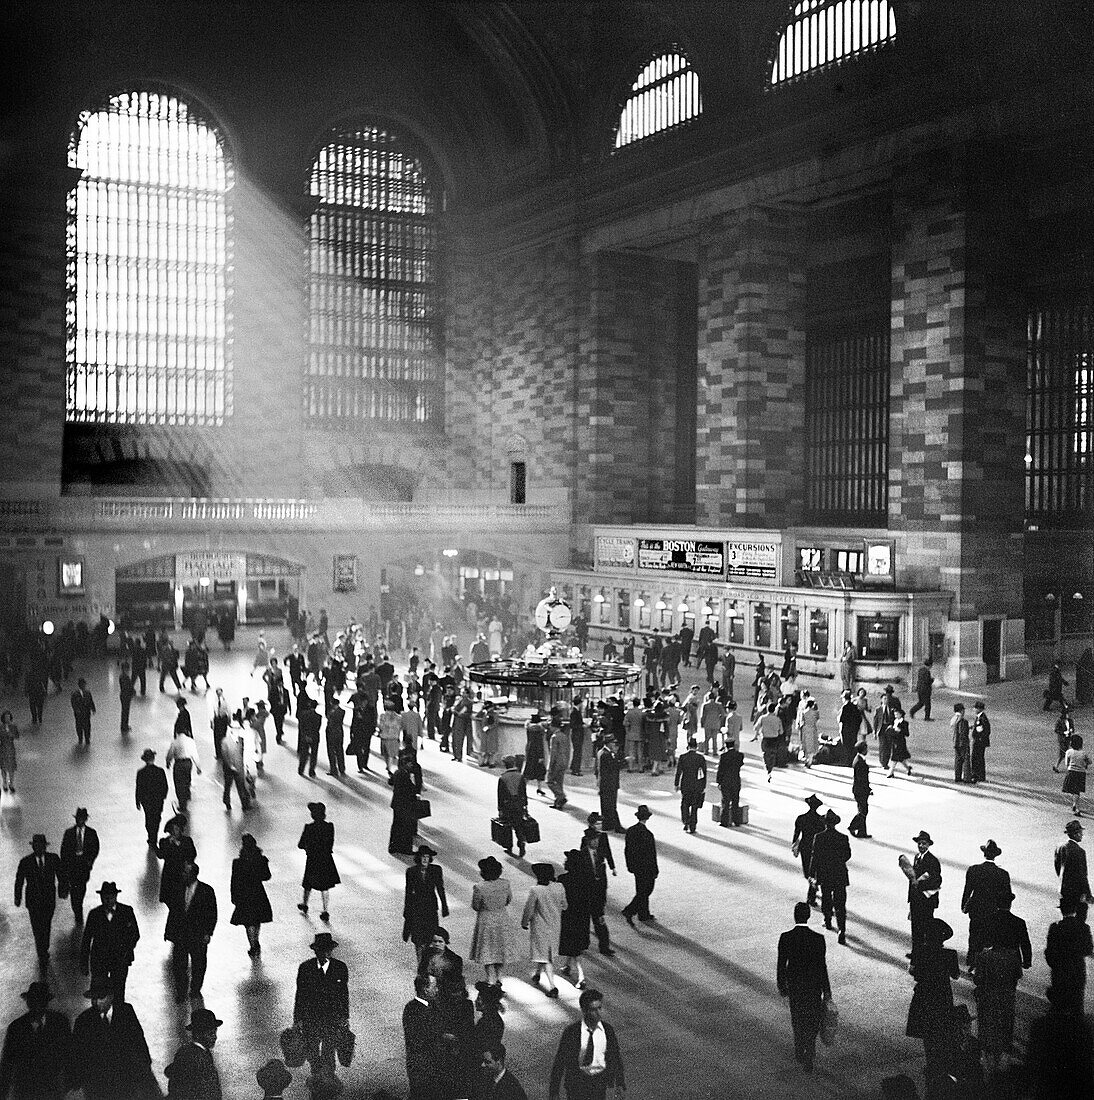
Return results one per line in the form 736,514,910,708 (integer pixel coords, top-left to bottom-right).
521,862,567,997
469,856,512,987
797,698,820,765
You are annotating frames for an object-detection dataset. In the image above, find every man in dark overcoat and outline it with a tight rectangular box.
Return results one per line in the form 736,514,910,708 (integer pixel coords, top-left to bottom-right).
960,838,1012,968
14,834,66,967
581,816,615,957
791,794,825,907
594,735,623,834
70,678,96,745
165,861,217,1001
68,981,158,1100
621,805,658,927
0,982,70,1100
809,810,852,944
80,881,140,1001
135,748,169,847
294,932,349,1075
403,974,441,1100
673,738,707,835
776,902,831,1072
165,1007,222,1100
59,806,100,925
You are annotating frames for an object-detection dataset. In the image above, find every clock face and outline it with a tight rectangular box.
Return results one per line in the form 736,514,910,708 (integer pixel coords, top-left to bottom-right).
534,600,552,631
549,603,572,630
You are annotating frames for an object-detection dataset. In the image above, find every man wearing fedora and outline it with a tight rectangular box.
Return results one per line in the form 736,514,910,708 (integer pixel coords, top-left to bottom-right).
135,748,169,848
1055,818,1092,923
809,810,852,945
674,738,707,835
581,815,616,957
68,979,157,1099
901,830,942,949
80,881,141,1001
961,839,1012,969
59,807,99,925
496,756,529,859
165,861,218,1002
294,931,350,1075
593,734,624,834
791,795,825,908
621,806,658,928
165,1007,222,1099
777,902,831,1073
13,833,66,968
0,981,70,1099
1045,894,1094,1017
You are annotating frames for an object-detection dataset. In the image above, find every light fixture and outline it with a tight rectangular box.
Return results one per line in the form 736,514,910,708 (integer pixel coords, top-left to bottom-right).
1074,591,1084,600
41,620,55,636
1024,452,1033,467
414,564,425,577
633,597,645,608
655,599,667,611
1045,592,1057,603
442,549,459,558
677,601,689,613
701,604,713,616
199,576,211,588
107,619,116,635
593,592,605,604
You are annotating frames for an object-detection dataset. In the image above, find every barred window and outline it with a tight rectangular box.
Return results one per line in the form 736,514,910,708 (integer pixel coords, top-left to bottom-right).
1026,305,1094,524
770,0,896,86
307,124,442,427
804,325,890,523
67,90,232,425
613,51,701,152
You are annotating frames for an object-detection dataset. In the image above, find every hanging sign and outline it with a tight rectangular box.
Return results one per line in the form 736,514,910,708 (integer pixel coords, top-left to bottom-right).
176,552,246,584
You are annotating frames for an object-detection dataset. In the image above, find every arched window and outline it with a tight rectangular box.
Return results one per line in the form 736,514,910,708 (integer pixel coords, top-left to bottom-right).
67,90,232,425
770,0,896,86
307,123,442,427
613,51,701,152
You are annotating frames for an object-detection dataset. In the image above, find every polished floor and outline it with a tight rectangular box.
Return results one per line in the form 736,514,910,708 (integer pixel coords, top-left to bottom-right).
0,628,1088,1098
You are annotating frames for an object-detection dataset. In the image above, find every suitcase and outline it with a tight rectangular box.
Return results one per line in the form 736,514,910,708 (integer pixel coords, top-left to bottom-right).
775,739,789,768
711,802,722,822
732,803,749,826
414,799,432,819
522,815,541,844
491,817,514,849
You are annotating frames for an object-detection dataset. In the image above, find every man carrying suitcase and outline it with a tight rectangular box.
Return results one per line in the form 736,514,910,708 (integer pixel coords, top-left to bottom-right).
496,756,529,858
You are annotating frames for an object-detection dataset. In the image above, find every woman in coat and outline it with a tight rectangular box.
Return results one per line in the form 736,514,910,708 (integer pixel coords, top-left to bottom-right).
557,849,592,990
887,710,913,777
906,917,960,1094
0,709,19,792
522,712,548,796
469,856,512,986
389,749,424,855
298,801,339,922
403,844,449,958
521,862,566,997
230,833,273,957
158,814,197,907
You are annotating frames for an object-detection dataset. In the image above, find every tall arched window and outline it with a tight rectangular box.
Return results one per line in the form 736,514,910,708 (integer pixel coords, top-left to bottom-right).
67,90,232,424
307,123,442,427
770,0,896,86
613,51,701,152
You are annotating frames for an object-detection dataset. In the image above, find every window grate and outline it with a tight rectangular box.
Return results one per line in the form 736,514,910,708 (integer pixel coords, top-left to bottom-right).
66,90,232,425
804,323,890,523
770,0,896,87
613,51,701,152
306,125,442,427
1026,305,1094,524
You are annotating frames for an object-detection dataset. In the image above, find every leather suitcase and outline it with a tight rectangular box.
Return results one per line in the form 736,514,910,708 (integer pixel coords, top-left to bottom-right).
522,815,541,844
732,804,749,826
711,802,722,822
491,817,513,849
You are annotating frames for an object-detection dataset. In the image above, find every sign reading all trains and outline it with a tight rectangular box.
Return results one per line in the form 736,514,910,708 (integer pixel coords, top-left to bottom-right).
637,538,725,576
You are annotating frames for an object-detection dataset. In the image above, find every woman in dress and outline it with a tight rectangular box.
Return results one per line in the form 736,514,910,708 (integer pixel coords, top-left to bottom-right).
887,709,914,777
389,749,424,856
521,862,566,997
251,632,268,675
230,833,272,957
645,700,668,777
906,917,960,1094
797,697,820,765
522,712,548,797
1062,734,1092,816
403,844,449,959
469,856,512,987
556,849,592,990
158,814,197,907
478,700,499,768
298,801,340,922
0,709,19,792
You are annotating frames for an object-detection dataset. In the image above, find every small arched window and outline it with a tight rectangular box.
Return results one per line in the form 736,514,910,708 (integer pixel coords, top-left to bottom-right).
67,90,232,425
770,0,896,87
306,123,442,427
613,51,701,152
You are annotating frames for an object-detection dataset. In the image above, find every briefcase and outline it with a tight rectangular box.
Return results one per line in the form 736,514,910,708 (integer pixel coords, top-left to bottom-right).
414,799,432,819
711,802,722,822
491,817,513,849
732,803,749,826
522,815,540,844
280,1024,307,1069
336,1025,356,1067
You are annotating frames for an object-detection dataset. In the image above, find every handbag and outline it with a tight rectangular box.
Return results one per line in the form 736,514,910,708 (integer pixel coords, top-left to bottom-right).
414,799,432,819
819,999,839,1046
280,1023,307,1068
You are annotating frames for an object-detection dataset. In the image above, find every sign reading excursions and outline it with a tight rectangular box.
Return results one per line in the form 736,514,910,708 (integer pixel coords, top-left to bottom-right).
725,541,779,580
637,539,725,576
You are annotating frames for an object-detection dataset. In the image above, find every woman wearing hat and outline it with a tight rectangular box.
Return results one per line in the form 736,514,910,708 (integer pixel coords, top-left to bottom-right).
388,749,424,856
522,711,548,797
521,862,566,996
472,979,506,1057
231,834,273,957
403,845,449,960
556,850,592,990
158,814,197,908
298,802,340,922
0,709,19,793
469,856,513,986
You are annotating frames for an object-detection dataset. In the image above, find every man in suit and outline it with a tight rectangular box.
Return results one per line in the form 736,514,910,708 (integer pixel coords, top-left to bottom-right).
59,807,99,925
70,678,95,745
118,661,135,733
294,932,349,1075
165,861,217,1001
594,735,623,834
135,748,169,848
582,815,616,957
982,890,1032,971
403,973,441,1100
0,981,70,1100
80,881,140,1001
873,685,900,771
165,1007,222,1100
848,741,872,838
1045,895,1094,1017
1055,819,1092,922
14,834,66,967
621,805,658,928
674,738,707,835
68,980,158,1100
961,838,1012,968
809,811,852,945
497,755,530,859
902,830,942,949
792,794,825,907
548,987,626,1100
776,902,832,1072
477,1043,529,1100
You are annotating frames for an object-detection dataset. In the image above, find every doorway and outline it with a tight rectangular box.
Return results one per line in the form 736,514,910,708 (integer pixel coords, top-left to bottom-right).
982,619,1002,683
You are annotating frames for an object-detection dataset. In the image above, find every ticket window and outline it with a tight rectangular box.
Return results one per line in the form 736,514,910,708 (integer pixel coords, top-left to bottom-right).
637,599,652,631
579,586,592,621
781,608,800,650
725,601,744,645
681,611,696,636
655,599,673,632
809,609,829,656
702,597,720,642
594,593,610,625
753,603,772,649
858,616,899,661
617,590,631,631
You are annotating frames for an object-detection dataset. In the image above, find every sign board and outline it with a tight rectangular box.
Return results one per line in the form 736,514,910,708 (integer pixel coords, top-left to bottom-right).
862,539,896,586
333,554,359,593
725,540,779,581
595,536,636,570
637,538,725,576
58,557,85,596
176,551,247,585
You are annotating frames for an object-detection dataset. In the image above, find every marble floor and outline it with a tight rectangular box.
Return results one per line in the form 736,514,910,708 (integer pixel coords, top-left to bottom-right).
0,627,1088,1099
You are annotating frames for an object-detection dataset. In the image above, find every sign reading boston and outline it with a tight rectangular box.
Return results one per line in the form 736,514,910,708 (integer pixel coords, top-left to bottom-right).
637,539,725,576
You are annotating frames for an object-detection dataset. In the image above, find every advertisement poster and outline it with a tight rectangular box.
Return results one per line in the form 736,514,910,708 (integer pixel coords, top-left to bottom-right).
333,554,359,593
725,540,779,580
595,536,636,570
637,538,725,576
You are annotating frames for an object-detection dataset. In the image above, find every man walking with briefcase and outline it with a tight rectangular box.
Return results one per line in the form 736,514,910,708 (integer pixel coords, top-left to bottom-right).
496,756,529,858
